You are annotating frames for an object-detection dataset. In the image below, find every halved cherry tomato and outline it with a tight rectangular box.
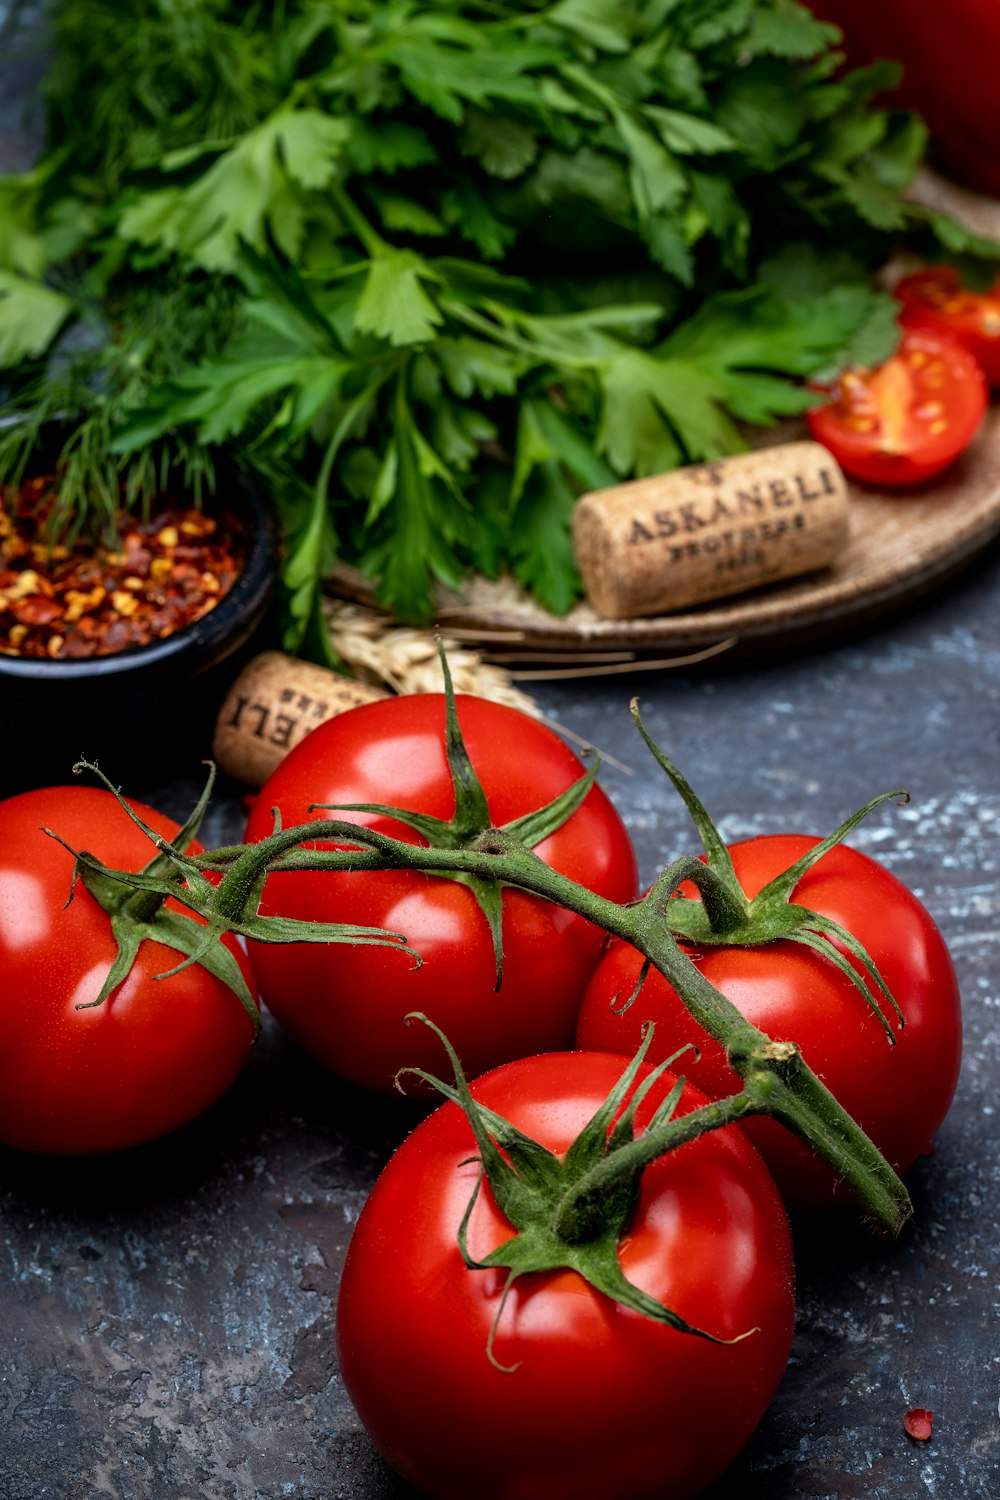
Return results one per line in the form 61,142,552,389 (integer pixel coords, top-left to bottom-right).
896,266,1000,384
806,326,987,488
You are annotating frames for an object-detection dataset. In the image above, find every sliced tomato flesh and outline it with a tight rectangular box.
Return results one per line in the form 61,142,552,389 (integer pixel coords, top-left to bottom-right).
897,265,1000,384
806,326,988,489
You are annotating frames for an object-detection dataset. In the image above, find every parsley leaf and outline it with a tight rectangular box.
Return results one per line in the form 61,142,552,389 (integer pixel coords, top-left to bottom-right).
3,0,1000,637
354,249,444,347
0,271,73,368
118,106,351,270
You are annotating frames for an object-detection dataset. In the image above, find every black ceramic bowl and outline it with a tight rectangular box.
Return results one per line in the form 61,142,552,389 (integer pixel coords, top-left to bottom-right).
0,464,280,792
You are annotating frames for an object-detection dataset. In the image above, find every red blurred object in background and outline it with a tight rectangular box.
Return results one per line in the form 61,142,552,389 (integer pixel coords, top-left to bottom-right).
809,2,1000,196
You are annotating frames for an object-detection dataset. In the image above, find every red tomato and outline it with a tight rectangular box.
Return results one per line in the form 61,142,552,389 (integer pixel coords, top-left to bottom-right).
245,694,638,1092
0,785,257,1155
337,1050,795,1500
896,266,1000,385
576,836,962,1205
806,326,987,487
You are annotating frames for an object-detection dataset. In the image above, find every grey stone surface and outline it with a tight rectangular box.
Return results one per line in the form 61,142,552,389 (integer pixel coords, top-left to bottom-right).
2,546,999,1499
1,14,999,1493
0,4,48,171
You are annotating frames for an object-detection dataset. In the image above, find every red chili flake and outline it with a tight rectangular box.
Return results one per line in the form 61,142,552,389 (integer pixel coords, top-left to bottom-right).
904,1408,933,1441
16,595,64,627
0,477,246,660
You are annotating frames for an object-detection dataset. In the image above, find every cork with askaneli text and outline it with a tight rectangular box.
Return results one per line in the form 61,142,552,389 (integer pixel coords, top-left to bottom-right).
213,651,388,787
572,442,850,620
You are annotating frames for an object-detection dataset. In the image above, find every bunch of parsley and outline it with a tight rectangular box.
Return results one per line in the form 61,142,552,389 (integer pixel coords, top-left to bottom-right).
2,0,998,648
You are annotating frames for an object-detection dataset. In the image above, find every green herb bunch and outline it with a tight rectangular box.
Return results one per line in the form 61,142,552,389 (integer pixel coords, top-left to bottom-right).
2,0,997,649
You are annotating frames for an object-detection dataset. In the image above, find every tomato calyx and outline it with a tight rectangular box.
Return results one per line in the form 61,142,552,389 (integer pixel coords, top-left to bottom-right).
41,762,261,1035
50,762,419,1029
627,702,908,1043
309,646,601,988
52,679,916,1234
402,1014,757,1370
91,783,910,1231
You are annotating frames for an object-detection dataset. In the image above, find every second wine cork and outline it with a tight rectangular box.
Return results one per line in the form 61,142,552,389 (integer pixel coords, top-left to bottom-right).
213,651,389,787
572,442,849,620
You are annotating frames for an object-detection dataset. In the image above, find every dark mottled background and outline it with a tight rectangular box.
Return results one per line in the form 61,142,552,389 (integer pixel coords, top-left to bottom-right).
2,9,999,1496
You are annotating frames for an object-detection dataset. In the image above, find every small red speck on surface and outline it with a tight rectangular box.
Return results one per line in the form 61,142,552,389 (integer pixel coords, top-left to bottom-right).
904,1408,933,1441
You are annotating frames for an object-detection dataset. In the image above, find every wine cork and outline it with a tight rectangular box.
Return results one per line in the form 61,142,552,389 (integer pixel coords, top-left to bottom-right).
572,442,849,619
213,651,388,786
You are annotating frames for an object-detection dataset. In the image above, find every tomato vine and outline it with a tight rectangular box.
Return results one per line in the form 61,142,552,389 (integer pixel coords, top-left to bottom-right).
54,663,922,1235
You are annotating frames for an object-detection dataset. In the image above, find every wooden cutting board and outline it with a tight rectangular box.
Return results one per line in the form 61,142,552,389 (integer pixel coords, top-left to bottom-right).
328,406,1000,669
327,169,1000,671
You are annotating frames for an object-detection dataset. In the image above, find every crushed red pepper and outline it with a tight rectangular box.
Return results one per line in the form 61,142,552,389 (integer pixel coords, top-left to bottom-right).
0,475,245,660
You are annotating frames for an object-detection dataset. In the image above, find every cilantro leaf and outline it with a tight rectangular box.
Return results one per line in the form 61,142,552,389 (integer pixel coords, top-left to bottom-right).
461,110,540,180
354,249,444,346
509,458,582,616
506,396,609,614
5,0,1000,638
358,385,473,623
118,106,351,269
547,0,636,54
644,106,737,156
346,119,438,175
0,271,73,368
745,2,838,58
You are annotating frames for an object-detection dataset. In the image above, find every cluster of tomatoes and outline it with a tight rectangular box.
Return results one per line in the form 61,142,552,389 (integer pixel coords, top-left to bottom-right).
807,264,1000,487
0,691,962,1499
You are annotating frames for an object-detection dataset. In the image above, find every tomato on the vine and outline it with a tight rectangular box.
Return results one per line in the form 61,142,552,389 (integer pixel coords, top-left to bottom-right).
806,325,987,487
576,835,962,1204
337,1048,795,1500
0,785,257,1156
244,692,638,1093
896,265,1000,384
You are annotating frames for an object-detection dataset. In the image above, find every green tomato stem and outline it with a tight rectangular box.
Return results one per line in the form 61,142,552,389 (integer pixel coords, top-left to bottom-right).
61,765,913,1236
213,821,912,1235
